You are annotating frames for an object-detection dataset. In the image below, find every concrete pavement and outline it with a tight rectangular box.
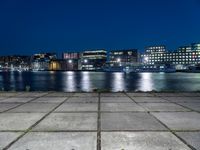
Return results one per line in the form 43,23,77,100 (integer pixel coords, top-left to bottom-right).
0,92,200,150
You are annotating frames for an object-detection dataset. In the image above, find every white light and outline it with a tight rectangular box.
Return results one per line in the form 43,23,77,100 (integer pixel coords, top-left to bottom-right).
68,59,72,63
144,57,149,61
117,58,121,62
84,59,88,63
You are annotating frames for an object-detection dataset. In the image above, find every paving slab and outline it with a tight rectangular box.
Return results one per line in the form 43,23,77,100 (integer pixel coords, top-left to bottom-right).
45,92,74,97
178,103,200,111
0,132,23,149
101,97,133,103
0,103,21,112
126,93,155,97
8,132,97,150
8,103,58,113
17,92,48,97
101,112,167,131
0,92,19,97
67,97,98,103
55,103,98,112
176,132,200,150
152,112,200,130
0,97,34,103
0,113,45,131
101,93,126,97
154,93,185,97
32,97,66,103
162,97,200,103
101,103,145,112
183,93,200,97
73,93,98,97
0,97,7,100
33,113,97,131
133,97,169,103
101,132,191,150
139,103,189,112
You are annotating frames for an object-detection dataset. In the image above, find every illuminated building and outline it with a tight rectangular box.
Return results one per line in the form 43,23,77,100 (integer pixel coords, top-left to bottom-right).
81,50,107,70
109,49,138,67
31,53,57,71
62,52,80,70
0,55,31,70
140,43,200,70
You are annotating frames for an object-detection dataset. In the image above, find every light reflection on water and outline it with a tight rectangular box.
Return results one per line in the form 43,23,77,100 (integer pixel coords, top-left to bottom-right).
112,72,126,91
138,73,153,91
0,71,200,92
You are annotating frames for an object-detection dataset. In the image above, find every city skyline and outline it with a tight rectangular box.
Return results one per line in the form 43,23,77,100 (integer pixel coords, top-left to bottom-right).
0,0,200,55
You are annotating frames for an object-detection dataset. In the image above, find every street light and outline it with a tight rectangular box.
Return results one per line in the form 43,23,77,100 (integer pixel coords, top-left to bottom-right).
84,59,88,63
117,58,121,62
68,59,72,63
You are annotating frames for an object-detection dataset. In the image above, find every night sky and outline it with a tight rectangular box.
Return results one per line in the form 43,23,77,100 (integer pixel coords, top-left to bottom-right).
0,0,200,56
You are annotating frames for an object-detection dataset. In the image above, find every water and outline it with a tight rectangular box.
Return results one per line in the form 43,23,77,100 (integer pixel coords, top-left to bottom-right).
0,71,200,92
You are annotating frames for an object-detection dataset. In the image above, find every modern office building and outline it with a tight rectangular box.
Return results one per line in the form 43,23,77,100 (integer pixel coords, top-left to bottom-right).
109,49,138,67
81,50,107,70
140,43,200,70
140,46,167,65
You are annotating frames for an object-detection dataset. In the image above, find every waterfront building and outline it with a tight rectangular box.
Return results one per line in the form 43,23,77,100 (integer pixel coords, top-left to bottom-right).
81,50,107,70
140,46,167,65
140,43,200,70
109,49,138,66
31,53,57,71
62,52,80,70
0,55,31,70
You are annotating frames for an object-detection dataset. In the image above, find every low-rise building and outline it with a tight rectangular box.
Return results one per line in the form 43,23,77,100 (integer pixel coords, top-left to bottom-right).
31,53,57,71
81,50,107,70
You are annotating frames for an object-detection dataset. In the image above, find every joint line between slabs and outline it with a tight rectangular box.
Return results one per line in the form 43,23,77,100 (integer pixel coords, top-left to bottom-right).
3,94,72,150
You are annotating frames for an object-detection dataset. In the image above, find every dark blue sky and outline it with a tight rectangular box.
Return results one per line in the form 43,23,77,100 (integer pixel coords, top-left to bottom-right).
0,0,200,55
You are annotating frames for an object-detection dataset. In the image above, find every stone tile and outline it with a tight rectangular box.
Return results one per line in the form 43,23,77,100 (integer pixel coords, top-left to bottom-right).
176,132,200,150
101,93,126,97
33,97,66,103
0,132,23,149
101,112,166,131
17,92,48,97
9,103,58,113
0,103,20,112
139,103,189,112
9,132,96,150
0,92,19,97
126,93,155,97
133,97,168,103
67,97,98,103
163,97,200,103
101,97,133,103
101,132,191,150
178,103,200,111
101,103,145,112
55,103,98,112
46,92,74,97
152,112,200,130
73,93,98,97
0,113,45,131
154,93,185,97
0,97,7,100
0,97,34,103
183,93,200,97
33,113,97,131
